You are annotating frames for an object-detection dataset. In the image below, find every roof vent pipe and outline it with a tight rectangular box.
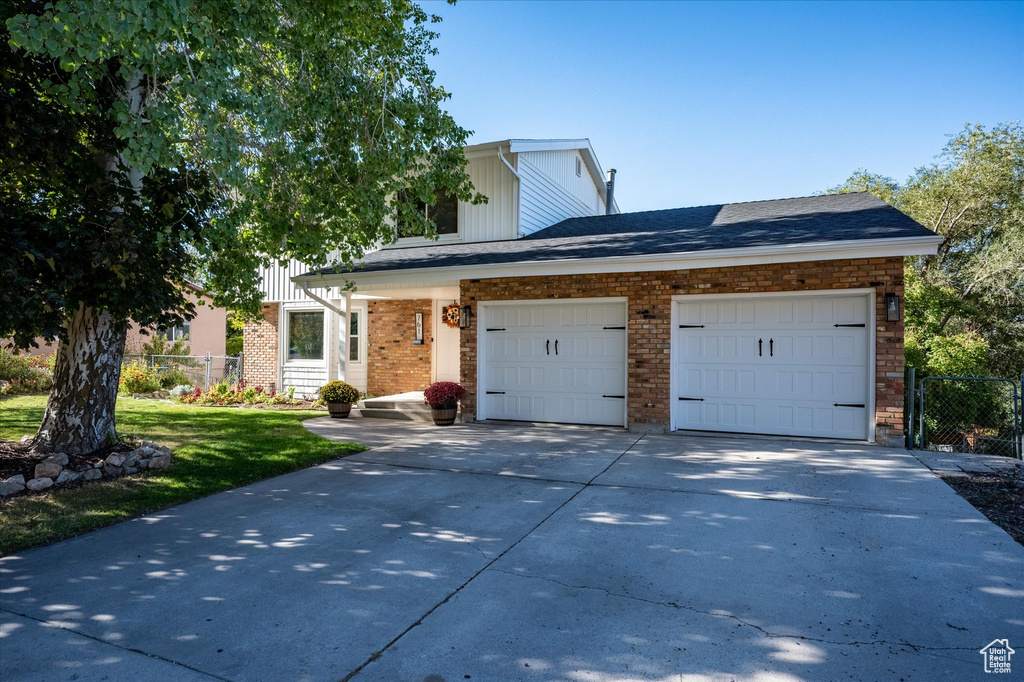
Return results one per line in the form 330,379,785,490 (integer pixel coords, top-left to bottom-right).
605,169,617,215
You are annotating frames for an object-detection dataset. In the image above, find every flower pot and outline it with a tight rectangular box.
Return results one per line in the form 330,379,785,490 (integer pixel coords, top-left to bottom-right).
430,406,458,426
327,402,352,419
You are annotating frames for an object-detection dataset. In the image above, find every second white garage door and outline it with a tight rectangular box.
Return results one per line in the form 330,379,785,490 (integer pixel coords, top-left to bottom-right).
480,300,627,426
673,292,872,440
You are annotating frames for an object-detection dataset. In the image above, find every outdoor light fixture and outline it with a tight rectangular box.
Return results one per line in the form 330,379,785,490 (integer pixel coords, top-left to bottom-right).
885,292,901,322
459,304,472,330
413,312,424,345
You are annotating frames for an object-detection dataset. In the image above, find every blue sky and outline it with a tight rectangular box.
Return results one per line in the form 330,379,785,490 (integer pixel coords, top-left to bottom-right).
424,1,1024,211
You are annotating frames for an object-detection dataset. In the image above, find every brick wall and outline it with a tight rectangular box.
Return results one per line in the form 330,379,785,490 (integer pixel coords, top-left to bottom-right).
367,299,433,396
460,257,905,445
242,303,279,389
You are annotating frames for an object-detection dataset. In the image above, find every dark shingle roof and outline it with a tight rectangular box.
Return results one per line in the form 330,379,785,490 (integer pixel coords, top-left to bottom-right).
310,192,936,277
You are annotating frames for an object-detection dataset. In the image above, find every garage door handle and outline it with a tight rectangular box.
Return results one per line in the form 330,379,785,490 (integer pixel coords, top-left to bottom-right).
758,338,762,356
555,339,559,355
678,396,704,401
834,403,865,408
546,339,550,355
769,338,774,357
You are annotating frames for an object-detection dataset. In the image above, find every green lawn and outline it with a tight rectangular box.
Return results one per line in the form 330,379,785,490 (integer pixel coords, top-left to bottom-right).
0,395,366,555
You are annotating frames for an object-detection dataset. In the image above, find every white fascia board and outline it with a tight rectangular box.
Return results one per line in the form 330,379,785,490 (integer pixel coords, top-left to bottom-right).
292,235,942,289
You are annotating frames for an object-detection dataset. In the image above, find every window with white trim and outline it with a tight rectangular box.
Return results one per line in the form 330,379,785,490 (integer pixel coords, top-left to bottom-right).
348,311,360,363
287,311,324,361
396,189,458,238
158,322,190,341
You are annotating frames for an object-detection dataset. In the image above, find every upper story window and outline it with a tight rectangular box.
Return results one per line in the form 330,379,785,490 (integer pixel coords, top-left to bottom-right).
396,189,458,238
288,310,324,361
158,322,190,341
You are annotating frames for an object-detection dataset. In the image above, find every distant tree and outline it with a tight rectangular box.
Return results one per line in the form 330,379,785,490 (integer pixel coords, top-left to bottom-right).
225,313,244,357
2,0,478,454
830,123,1024,378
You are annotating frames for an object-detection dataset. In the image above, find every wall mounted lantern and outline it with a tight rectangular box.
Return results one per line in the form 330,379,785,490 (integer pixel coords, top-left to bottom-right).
885,292,901,322
459,305,473,330
413,312,424,345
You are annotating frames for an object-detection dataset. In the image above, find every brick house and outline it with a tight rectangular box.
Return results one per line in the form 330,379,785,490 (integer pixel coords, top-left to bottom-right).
246,138,941,446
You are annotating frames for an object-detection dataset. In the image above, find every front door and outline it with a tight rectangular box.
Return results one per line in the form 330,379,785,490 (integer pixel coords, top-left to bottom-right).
434,300,461,384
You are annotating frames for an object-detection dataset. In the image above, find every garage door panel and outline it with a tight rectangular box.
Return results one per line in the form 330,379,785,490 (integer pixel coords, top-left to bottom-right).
483,301,626,427
674,294,870,440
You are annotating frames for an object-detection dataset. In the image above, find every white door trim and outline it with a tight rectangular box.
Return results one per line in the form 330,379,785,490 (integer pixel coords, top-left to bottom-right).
476,297,629,425
670,289,876,441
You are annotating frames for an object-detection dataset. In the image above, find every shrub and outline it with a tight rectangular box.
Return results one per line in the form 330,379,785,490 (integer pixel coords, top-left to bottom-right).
139,333,191,356
169,384,194,398
159,367,192,389
424,381,465,409
118,361,161,394
319,380,359,404
0,348,53,395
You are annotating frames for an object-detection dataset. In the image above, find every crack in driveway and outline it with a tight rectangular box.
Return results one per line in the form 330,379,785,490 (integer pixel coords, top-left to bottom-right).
341,433,647,681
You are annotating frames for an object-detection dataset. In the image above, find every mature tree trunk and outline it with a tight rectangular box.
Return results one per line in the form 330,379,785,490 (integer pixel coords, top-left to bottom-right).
33,305,127,454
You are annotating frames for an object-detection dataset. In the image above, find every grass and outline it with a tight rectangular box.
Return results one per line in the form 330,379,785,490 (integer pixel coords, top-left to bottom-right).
0,395,366,555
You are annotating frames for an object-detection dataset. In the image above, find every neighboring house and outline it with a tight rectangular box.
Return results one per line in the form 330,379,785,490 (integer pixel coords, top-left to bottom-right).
245,137,942,446
11,284,227,358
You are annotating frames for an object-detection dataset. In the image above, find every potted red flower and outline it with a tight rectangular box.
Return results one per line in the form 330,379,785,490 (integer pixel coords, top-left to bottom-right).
423,381,465,426
319,380,360,419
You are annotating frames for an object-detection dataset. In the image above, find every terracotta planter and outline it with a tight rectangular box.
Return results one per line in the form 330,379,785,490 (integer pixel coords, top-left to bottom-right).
327,402,352,419
430,405,458,426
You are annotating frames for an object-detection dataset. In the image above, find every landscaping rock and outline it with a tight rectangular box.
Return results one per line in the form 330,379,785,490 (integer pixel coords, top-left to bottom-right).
55,470,81,485
26,477,53,492
105,452,127,467
124,466,138,475
82,469,102,481
0,480,25,496
93,460,104,469
149,454,172,470
5,475,26,486
46,453,69,466
103,465,123,477
34,461,63,479
124,451,141,467
137,447,155,458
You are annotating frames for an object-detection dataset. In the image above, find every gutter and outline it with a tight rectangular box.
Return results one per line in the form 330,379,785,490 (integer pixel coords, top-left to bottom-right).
300,282,344,314
292,234,943,288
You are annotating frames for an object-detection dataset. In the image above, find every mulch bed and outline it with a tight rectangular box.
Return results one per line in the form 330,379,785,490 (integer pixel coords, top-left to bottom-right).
941,467,1024,546
0,439,134,482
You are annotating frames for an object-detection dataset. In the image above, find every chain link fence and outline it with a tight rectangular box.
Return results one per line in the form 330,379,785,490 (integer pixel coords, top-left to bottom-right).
907,369,1022,459
125,353,242,390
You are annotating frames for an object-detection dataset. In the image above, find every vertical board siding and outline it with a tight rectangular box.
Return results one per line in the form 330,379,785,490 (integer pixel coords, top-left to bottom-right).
519,150,606,236
460,154,518,242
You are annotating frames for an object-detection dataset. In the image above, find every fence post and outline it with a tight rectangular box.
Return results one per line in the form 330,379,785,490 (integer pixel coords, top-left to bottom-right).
205,352,212,389
238,351,244,384
1019,373,1023,459
906,367,915,450
918,376,926,452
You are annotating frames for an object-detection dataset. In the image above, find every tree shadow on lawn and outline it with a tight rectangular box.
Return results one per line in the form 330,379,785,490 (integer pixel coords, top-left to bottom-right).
0,397,367,555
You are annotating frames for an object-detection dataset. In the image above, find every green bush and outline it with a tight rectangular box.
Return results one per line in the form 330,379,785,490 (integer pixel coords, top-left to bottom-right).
118,361,161,394
319,380,359,404
0,348,53,395
159,367,192,389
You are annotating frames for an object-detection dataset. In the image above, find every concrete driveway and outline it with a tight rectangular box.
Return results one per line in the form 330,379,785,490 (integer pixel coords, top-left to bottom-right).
2,421,1022,681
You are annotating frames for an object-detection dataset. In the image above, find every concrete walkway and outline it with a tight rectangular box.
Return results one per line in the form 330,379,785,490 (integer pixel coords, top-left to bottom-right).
1,422,1022,681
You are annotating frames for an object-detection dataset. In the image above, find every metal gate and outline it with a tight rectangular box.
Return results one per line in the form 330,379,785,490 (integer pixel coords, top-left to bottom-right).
907,369,1022,459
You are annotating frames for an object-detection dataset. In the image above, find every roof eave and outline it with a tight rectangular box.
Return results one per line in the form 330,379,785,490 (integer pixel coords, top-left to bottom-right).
294,235,942,289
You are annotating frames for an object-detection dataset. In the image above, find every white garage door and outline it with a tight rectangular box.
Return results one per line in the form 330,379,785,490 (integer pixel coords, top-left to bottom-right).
673,293,871,440
481,301,627,426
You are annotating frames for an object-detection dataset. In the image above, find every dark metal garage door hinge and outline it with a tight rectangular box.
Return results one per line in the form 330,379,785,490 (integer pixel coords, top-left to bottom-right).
602,395,625,399
486,391,506,395
678,324,705,328
678,396,704,401
486,327,506,331
834,323,866,328
602,326,626,330
834,403,865,408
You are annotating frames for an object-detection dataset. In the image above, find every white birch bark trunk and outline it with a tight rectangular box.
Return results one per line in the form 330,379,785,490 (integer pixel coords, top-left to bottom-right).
34,304,127,454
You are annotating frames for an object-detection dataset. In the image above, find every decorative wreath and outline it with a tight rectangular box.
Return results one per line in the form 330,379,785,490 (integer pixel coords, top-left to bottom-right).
442,303,461,329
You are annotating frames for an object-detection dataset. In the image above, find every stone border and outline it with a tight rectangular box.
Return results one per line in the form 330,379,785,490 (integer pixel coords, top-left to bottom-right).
0,441,173,498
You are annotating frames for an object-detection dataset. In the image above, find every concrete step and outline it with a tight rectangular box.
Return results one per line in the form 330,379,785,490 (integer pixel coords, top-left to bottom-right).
356,402,433,422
